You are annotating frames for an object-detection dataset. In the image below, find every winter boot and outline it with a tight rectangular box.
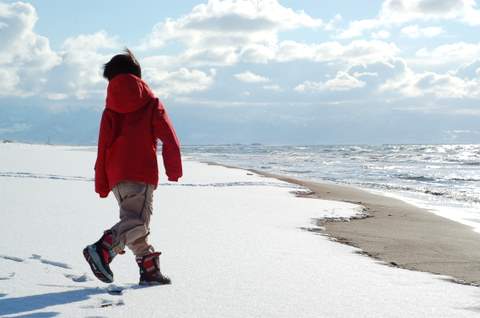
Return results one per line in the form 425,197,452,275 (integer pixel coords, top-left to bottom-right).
136,252,171,285
83,230,120,283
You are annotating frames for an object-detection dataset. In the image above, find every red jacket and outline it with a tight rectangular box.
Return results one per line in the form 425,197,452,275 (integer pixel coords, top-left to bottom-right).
94,74,182,198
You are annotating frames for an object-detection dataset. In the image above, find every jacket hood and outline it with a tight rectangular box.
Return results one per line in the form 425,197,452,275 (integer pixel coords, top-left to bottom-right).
106,74,155,113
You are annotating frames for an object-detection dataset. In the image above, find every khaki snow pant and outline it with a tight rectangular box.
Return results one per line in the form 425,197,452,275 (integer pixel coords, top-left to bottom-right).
110,181,155,257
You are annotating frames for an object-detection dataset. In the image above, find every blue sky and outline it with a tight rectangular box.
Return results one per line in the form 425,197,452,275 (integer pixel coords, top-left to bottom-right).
1,0,480,144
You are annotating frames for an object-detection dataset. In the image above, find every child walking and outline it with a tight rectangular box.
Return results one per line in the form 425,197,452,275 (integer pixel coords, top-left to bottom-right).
83,49,182,285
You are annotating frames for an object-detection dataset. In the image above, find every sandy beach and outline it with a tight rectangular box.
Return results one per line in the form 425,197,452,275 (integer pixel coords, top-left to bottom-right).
251,169,480,286
206,161,480,286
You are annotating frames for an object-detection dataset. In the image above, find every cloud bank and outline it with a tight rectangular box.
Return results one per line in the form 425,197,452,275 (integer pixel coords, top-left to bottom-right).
0,0,479,110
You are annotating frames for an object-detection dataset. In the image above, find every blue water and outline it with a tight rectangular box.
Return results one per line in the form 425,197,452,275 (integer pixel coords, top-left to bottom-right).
183,144,480,229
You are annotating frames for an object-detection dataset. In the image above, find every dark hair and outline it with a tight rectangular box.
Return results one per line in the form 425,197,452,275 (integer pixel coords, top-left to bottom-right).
103,48,141,81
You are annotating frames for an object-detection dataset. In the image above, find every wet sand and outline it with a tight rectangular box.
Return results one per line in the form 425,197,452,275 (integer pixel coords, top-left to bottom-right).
207,162,480,286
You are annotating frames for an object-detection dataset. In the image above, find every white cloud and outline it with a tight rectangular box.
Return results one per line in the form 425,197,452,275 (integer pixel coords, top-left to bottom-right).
380,0,470,23
140,0,323,66
240,44,276,64
292,58,445,100
339,0,480,39
234,71,269,83
2,0,479,106
324,72,366,91
0,68,20,95
0,1,220,101
401,25,444,38
141,0,322,49
275,40,399,64
456,60,480,79
0,2,60,96
351,59,409,88
263,84,281,91
339,18,382,39
415,72,474,98
371,30,391,39
391,72,478,98
292,57,480,100
181,47,240,66
137,0,399,86
414,42,480,66
295,72,366,93
294,81,322,93
324,14,343,31
144,68,216,98
43,31,120,100
46,93,68,101
380,59,480,99
0,2,123,100
275,40,342,62
60,31,119,99
340,40,400,64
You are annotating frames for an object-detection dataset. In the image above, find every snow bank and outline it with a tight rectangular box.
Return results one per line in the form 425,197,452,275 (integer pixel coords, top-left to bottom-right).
0,143,479,317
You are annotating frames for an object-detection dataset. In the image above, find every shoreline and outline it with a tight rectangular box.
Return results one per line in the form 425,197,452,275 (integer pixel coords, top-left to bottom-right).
205,161,480,286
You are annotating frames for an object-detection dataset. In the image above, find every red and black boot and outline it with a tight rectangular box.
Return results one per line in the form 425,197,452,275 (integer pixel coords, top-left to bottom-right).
136,252,171,285
83,230,119,283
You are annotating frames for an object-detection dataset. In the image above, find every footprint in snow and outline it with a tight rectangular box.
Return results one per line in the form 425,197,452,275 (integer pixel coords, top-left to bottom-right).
106,284,128,295
0,272,15,281
0,255,24,262
30,254,72,269
100,298,125,308
64,273,91,283
81,298,125,309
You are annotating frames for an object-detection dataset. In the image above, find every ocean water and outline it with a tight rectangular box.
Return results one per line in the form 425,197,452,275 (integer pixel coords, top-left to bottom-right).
183,144,480,231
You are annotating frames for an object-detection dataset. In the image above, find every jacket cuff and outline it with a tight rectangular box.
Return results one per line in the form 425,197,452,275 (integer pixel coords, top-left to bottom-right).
168,176,179,182
99,191,109,198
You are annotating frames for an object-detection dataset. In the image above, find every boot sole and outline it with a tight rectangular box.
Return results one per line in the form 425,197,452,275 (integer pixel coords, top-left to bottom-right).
139,279,172,286
83,245,113,283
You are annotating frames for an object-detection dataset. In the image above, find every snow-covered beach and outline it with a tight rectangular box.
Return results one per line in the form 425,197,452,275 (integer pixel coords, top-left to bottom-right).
1,143,480,317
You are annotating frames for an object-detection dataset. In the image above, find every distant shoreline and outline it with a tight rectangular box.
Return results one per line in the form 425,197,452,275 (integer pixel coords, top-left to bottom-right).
206,161,480,287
